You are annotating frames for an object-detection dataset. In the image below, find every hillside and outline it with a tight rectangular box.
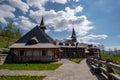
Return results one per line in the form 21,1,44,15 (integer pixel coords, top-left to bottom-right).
0,36,18,48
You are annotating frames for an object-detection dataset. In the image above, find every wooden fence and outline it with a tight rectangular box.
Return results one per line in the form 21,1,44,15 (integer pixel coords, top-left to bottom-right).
87,57,120,80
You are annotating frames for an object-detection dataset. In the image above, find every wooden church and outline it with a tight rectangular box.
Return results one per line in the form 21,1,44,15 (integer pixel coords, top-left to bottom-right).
10,17,100,62
10,17,60,62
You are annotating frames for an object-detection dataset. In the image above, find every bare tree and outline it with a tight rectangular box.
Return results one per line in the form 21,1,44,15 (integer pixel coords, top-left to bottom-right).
114,48,117,55
101,44,105,54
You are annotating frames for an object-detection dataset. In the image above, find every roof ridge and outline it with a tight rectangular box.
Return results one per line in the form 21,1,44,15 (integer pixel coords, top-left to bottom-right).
15,25,38,43
15,25,54,43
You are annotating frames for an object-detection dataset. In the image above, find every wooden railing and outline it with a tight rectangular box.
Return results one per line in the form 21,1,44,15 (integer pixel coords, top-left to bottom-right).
87,57,120,80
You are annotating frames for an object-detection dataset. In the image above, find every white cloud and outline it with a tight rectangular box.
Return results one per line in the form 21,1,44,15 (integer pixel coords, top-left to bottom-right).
0,4,15,23
80,34,108,43
29,5,90,36
27,0,48,9
14,16,36,30
7,0,29,14
75,5,83,13
50,0,67,4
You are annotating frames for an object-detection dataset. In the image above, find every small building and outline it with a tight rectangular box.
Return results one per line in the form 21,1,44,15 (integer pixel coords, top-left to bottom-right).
10,17,60,62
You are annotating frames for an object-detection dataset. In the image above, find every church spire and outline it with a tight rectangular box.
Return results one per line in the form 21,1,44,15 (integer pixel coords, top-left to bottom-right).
40,16,44,26
40,16,46,32
71,27,77,42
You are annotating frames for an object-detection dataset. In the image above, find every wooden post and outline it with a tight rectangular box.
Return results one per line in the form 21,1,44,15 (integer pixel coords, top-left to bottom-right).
97,58,102,74
106,59,115,80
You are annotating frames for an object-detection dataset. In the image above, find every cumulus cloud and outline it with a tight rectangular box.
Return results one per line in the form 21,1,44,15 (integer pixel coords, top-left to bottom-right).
0,4,15,23
27,0,48,9
50,0,67,4
14,16,36,30
80,34,108,43
7,0,29,14
29,5,91,36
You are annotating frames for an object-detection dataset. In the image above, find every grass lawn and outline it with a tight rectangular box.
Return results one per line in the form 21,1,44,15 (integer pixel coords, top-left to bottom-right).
101,53,120,75
101,53,120,64
0,63,62,70
0,76,45,80
67,58,84,63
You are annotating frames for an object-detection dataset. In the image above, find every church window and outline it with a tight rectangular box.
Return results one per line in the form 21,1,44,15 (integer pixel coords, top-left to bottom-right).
42,50,47,56
20,50,24,56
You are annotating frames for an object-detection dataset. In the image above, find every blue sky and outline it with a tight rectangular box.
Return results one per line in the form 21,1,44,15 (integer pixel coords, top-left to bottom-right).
0,0,120,50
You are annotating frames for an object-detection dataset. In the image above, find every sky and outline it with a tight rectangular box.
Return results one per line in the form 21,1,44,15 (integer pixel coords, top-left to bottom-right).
0,0,120,50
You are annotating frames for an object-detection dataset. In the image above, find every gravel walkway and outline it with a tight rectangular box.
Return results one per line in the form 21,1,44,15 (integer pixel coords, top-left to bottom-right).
44,59,106,80
0,59,106,80
0,70,53,76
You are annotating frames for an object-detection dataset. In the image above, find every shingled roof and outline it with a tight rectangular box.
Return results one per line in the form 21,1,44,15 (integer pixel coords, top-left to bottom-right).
15,25,54,43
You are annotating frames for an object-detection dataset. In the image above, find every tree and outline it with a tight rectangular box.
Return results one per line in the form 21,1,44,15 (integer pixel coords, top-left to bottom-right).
114,48,117,55
15,29,21,38
4,21,21,47
108,48,112,55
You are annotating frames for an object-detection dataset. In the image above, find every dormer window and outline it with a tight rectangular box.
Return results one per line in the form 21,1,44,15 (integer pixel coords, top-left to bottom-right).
26,39,38,45
26,37,38,45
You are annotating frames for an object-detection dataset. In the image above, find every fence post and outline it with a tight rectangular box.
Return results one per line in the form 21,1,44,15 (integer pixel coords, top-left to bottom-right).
97,57,102,74
106,59,114,80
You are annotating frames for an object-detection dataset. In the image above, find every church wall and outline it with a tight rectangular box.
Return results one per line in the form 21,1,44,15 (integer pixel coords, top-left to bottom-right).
12,48,57,62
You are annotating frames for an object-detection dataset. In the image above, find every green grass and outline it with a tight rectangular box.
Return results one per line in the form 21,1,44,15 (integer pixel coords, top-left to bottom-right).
0,63,62,70
0,75,45,80
101,53,120,75
67,58,84,63
101,53,120,64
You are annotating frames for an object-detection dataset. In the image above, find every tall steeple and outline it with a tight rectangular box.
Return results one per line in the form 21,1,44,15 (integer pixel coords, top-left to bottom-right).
71,28,77,42
40,16,46,32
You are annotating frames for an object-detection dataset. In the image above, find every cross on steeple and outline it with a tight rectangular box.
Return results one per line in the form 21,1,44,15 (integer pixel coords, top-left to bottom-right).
40,16,46,32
